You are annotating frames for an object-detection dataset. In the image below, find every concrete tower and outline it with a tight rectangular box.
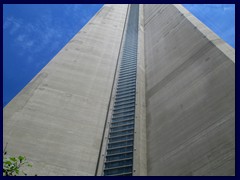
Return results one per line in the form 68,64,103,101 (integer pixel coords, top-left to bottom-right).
3,4,235,176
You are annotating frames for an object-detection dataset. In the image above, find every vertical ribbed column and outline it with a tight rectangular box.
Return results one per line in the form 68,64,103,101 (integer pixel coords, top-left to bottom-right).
103,4,139,176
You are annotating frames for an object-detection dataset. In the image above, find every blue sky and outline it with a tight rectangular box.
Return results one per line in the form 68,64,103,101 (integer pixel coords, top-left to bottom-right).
183,4,235,48
3,4,235,107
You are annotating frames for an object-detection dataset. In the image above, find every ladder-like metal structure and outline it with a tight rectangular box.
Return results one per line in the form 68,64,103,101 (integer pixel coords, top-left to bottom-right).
103,4,139,176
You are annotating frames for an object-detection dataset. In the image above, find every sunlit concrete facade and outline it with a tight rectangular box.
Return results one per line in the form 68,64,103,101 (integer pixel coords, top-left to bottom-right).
4,4,129,175
3,4,235,176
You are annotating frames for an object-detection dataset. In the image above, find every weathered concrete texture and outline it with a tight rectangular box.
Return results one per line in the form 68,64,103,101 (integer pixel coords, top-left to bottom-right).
96,5,147,176
96,5,130,175
3,4,128,176
144,4,235,176
133,4,147,176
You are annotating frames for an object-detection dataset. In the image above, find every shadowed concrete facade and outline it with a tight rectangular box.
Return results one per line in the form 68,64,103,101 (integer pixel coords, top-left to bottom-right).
144,4,235,176
4,4,235,176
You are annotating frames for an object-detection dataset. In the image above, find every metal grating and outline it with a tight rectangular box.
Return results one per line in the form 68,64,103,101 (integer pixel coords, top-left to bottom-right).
103,4,139,176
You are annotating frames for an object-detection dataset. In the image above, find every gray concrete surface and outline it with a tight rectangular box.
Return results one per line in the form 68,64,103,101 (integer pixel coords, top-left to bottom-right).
96,5,147,176
3,4,128,176
144,4,235,176
96,4,130,176
133,4,147,176
3,4,235,176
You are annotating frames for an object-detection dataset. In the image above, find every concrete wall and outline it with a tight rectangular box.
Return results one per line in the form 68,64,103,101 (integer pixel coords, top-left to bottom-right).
4,4,235,176
3,4,128,176
96,5,147,176
133,4,147,176
144,4,235,176
96,4,130,175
